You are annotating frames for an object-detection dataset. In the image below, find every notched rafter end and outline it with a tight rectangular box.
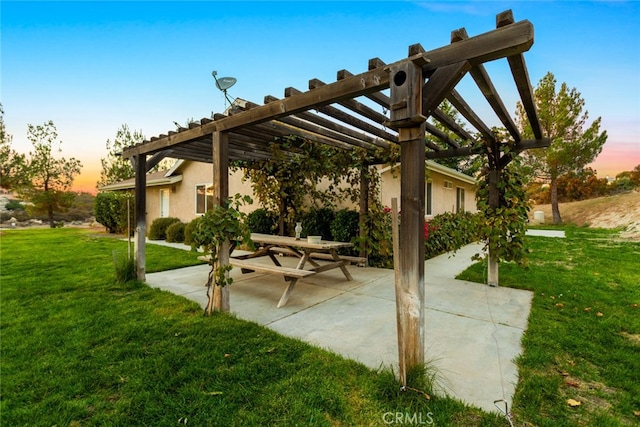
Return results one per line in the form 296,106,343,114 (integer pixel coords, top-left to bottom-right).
496,10,515,28
337,69,353,80
408,43,426,56
368,57,386,70
451,27,469,43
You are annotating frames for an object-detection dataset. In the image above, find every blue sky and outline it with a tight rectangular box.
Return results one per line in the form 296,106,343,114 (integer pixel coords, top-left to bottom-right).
2,1,639,192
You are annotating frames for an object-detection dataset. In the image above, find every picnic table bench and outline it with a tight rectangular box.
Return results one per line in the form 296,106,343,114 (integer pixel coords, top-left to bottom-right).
231,233,356,307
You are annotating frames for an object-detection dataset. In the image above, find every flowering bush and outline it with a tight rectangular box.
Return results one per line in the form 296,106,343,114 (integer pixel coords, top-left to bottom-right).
424,212,480,259
380,208,479,262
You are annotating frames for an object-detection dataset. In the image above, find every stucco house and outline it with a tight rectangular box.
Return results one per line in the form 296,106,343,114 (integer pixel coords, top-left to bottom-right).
379,160,477,218
100,159,477,229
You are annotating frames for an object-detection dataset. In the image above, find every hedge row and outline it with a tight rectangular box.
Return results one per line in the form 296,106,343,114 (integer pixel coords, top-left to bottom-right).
144,208,481,265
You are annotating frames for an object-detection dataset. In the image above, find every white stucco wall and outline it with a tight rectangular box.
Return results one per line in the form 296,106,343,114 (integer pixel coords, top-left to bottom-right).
379,164,477,217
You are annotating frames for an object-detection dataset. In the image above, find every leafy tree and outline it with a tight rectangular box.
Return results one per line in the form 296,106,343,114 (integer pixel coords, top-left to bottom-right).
630,164,640,187
0,104,28,190
17,121,82,227
97,123,176,189
97,124,143,188
555,167,609,202
516,72,607,224
235,137,356,235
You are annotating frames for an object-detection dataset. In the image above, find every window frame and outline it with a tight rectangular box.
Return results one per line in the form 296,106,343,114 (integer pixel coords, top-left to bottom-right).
195,183,214,215
456,187,466,213
425,180,433,216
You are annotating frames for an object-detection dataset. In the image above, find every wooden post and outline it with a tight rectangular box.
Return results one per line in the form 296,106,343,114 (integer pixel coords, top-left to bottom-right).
399,125,426,369
387,57,427,372
359,165,369,259
487,169,499,287
391,198,406,387
134,154,147,281
208,131,230,314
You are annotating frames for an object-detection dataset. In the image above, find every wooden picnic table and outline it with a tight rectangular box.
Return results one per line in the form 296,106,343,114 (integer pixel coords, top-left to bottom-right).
230,233,356,307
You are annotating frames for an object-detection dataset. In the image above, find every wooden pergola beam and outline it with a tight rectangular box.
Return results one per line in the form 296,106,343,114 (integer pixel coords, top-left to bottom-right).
425,122,460,149
508,53,542,140
422,60,471,118
431,108,476,143
285,87,399,144
447,89,497,143
337,69,391,110
497,137,551,169
418,19,533,74
294,110,390,148
451,28,521,143
309,78,390,126
494,15,542,140
262,96,383,150
121,18,533,161
213,66,394,133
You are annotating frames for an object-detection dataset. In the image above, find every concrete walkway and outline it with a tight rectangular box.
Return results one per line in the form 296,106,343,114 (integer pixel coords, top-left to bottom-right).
145,239,534,413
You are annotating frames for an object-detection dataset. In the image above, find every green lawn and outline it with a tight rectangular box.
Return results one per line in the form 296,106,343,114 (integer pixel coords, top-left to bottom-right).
458,227,640,426
1,228,504,426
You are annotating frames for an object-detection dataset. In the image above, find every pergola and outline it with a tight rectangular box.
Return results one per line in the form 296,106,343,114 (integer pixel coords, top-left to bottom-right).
121,10,548,371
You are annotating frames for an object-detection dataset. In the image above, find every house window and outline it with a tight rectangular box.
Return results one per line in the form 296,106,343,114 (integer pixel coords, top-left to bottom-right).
195,184,214,215
444,180,453,189
425,181,433,216
456,187,465,213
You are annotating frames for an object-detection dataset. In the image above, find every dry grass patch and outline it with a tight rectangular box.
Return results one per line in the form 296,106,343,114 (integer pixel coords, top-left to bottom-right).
532,191,640,239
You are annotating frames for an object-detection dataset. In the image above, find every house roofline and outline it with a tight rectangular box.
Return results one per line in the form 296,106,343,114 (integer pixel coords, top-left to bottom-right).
164,159,186,177
379,160,476,185
99,175,183,191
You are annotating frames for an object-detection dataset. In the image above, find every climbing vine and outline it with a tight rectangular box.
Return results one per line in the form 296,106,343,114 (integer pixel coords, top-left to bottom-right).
191,194,253,296
474,159,530,267
233,137,353,235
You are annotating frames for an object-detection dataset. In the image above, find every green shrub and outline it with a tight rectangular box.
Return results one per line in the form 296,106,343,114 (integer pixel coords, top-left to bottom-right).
0,210,30,223
331,209,360,255
148,217,180,240
4,200,24,211
94,191,135,234
166,221,186,243
424,211,480,259
330,209,359,242
184,217,200,246
246,208,277,234
301,207,335,240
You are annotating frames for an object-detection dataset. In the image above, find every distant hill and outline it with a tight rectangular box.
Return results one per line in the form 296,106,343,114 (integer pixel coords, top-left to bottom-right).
531,191,640,239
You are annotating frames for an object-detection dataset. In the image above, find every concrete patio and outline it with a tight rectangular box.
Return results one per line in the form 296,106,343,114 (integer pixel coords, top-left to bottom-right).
145,240,534,414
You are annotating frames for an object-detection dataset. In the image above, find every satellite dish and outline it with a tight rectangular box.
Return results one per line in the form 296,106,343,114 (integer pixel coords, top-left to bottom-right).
211,70,237,107
215,77,237,91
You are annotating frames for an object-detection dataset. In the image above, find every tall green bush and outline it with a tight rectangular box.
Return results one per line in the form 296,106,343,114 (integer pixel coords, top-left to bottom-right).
184,217,199,246
94,191,134,234
330,209,359,242
330,209,360,256
246,208,277,234
148,217,180,240
166,221,186,243
301,207,335,240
